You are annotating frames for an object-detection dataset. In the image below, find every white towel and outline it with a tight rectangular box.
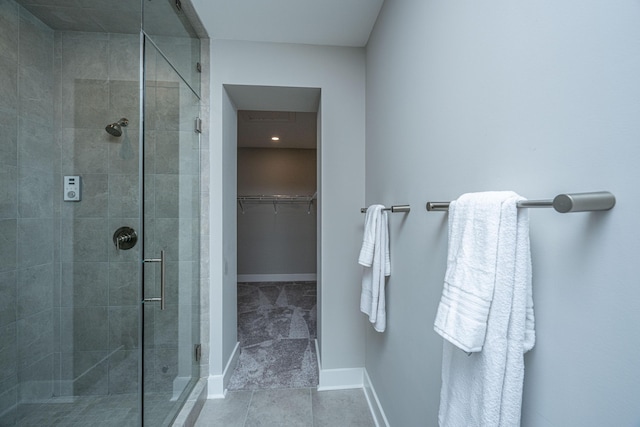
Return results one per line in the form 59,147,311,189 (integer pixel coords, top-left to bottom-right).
359,205,390,332
435,191,535,427
434,192,507,352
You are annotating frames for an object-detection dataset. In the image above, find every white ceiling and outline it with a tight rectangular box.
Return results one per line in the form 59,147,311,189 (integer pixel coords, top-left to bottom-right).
15,0,387,47
196,0,385,47
193,1,385,149
210,0,385,150
237,110,318,150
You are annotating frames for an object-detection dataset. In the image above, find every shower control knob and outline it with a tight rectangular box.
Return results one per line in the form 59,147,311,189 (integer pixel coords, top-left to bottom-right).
113,226,138,251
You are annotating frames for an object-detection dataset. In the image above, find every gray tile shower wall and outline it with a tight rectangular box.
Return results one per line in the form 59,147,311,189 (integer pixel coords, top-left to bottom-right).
0,11,148,408
56,30,142,398
1,1,208,424
1,3,208,424
0,2,56,424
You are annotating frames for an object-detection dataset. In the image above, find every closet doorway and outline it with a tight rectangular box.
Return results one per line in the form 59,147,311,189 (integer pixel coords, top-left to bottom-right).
236,110,317,282
227,89,320,390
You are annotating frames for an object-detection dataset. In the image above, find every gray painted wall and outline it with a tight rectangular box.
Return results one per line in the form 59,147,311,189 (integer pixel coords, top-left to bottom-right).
365,1,640,426
204,39,367,377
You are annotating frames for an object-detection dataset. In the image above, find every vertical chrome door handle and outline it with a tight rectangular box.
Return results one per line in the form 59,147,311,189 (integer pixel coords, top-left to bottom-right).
143,250,166,310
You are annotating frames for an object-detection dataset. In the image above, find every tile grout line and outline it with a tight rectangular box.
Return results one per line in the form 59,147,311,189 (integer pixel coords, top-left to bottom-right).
242,390,255,427
308,387,314,426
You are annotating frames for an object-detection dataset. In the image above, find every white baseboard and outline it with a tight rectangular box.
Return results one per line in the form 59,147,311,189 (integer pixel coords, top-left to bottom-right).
207,342,240,399
363,369,390,427
237,273,317,283
315,339,364,391
317,367,364,391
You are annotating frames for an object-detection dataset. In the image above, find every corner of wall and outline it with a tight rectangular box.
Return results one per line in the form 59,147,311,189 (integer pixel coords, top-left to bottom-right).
207,341,240,399
315,340,364,391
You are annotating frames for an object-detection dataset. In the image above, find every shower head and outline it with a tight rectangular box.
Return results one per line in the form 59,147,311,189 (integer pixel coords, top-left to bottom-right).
105,118,129,137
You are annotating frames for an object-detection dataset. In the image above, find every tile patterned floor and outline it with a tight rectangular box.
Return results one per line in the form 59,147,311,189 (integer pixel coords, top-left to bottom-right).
194,282,375,426
229,282,318,390
194,388,376,427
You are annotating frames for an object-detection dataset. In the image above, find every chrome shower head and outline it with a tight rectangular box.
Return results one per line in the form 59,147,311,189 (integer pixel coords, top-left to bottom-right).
105,123,122,137
105,118,129,137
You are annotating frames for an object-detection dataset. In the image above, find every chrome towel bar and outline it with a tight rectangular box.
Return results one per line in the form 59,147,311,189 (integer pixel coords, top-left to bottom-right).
426,191,615,213
361,205,411,213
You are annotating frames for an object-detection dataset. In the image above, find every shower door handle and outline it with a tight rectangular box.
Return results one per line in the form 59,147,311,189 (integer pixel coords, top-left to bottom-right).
143,250,166,310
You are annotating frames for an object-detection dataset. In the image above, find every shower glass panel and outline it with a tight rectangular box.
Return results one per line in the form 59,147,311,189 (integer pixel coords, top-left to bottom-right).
0,1,201,425
142,36,200,426
143,0,201,96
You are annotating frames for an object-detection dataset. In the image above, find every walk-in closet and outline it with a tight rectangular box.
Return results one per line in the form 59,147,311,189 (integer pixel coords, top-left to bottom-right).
230,110,318,390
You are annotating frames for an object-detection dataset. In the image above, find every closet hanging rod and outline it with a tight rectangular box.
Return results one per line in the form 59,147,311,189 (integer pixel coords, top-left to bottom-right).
361,205,411,213
426,191,615,213
237,194,316,202
237,193,317,214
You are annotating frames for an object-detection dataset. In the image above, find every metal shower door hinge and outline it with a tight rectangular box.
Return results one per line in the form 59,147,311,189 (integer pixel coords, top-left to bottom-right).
195,117,202,133
195,344,202,362
175,0,182,12
196,62,202,73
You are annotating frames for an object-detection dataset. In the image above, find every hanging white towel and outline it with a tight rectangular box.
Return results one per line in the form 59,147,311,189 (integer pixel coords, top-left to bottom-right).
359,205,390,332
435,191,535,427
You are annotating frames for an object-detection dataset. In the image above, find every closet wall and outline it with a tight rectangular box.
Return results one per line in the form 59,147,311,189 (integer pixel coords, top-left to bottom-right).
237,147,317,280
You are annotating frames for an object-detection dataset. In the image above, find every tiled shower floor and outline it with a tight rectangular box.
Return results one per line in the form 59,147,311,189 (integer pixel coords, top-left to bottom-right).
13,394,138,427
12,392,172,426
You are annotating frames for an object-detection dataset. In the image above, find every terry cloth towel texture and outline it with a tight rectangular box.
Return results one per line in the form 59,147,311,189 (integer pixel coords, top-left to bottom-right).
435,191,535,427
359,204,390,332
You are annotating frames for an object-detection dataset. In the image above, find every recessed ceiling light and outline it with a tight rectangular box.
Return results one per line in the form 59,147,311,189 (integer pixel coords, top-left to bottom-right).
271,136,280,141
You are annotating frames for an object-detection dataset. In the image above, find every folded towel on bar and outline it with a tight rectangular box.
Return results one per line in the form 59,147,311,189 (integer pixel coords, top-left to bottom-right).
359,204,390,332
435,191,535,426
434,192,506,352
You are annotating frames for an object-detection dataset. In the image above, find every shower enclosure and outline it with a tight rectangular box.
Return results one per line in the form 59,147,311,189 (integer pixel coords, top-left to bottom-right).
0,0,204,425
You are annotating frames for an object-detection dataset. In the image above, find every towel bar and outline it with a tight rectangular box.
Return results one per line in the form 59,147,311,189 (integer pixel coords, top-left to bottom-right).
361,204,411,213
426,191,615,213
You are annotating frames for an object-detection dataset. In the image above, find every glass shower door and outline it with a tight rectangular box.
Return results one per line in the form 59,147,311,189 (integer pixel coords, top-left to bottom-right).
141,36,200,426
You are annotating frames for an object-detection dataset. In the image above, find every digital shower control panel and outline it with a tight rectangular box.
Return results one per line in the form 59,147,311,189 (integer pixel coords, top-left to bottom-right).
63,176,81,202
